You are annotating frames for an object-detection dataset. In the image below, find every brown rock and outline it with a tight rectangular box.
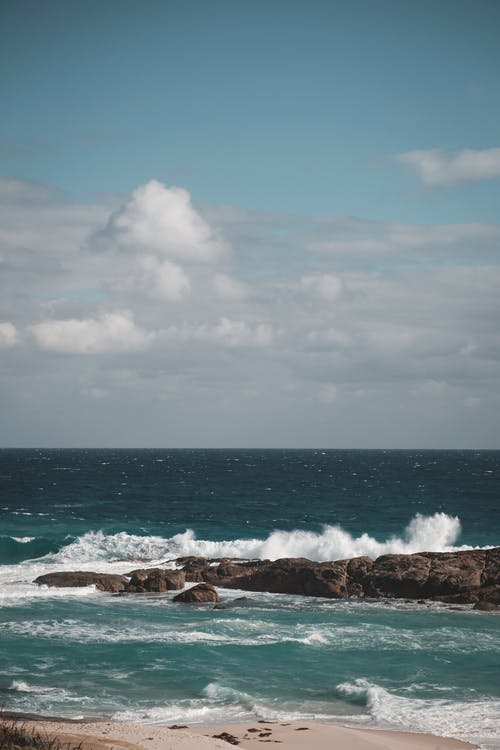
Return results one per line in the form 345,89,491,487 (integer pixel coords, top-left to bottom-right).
363,554,431,599
179,556,210,582
33,548,500,604
473,601,500,611
477,585,500,604
483,547,500,586
34,571,128,593
173,583,220,603
424,550,485,596
125,568,185,593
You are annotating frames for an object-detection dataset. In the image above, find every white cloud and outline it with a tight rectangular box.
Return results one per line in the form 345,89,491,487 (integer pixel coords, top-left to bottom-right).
396,147,500,186
125,256,191,302
2,176,500,447
211,317,274,347
212,273,248,300
299,274,343,301
0,322,20,347
97,180,225,262
31,311,153,354
159,318,275,348
309,220,500,257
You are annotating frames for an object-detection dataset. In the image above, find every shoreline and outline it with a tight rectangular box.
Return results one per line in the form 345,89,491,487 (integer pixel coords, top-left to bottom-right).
2,714,479,750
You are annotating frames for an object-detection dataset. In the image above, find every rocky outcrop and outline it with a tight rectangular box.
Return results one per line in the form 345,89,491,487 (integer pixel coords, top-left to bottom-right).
126,568,185,592
33,548,500,606
174,547,500,605
173,583,220,603
34,568,185,594
34,571,129,593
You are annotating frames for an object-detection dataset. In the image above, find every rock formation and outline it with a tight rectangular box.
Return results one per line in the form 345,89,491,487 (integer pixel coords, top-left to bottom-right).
178,547,500,605
172,582,220,603
33,547,500,606
34,571,129,593
125,568,185,592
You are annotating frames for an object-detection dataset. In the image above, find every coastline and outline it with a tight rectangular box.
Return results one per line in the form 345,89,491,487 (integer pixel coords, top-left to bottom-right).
6,715,479,750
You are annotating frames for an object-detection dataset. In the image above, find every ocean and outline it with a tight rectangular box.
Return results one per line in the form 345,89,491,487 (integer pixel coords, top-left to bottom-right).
0,449,499,748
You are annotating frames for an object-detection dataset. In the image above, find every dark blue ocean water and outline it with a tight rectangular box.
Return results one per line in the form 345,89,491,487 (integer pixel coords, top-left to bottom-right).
0,450,499,748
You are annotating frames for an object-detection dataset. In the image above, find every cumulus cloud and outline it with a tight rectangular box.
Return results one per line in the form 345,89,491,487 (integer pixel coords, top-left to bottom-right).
96,180,225,262
395,147,500,186
0,322,20,347
31,311,153,354
121,256,191,302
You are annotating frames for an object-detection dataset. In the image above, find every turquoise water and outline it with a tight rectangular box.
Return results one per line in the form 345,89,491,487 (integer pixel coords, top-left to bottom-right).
0,450,499,748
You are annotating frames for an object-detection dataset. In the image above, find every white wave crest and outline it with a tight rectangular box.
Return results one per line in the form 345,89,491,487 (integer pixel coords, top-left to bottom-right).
113,682,342,726
12,537,36,543
43,512,469,566
337,678,500,746
47,530,172,564
0,583,99,608
10,680,53,693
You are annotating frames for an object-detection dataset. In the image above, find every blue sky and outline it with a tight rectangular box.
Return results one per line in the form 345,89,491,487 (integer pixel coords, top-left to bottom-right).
0,1,499,447
2,0,499,219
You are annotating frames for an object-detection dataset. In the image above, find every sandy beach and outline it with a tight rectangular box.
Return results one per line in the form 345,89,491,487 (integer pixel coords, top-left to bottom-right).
14,717,478,750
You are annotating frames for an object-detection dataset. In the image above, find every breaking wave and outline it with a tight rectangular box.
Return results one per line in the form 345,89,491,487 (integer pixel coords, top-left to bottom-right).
337,678,500,747
113,681,344,725
40,512,470,566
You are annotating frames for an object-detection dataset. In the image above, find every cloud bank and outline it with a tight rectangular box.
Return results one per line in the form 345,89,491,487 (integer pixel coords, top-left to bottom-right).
1,176,499,447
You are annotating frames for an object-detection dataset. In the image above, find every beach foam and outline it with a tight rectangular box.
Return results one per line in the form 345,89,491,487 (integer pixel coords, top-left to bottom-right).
338,679,500,747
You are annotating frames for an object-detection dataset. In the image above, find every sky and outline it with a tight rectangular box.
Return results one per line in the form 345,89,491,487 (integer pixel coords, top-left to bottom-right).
0,0,499,448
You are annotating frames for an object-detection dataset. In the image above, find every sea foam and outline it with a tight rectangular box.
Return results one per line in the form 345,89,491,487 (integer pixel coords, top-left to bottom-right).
42,512,469,567
337,678,500,748
112,681,344,726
